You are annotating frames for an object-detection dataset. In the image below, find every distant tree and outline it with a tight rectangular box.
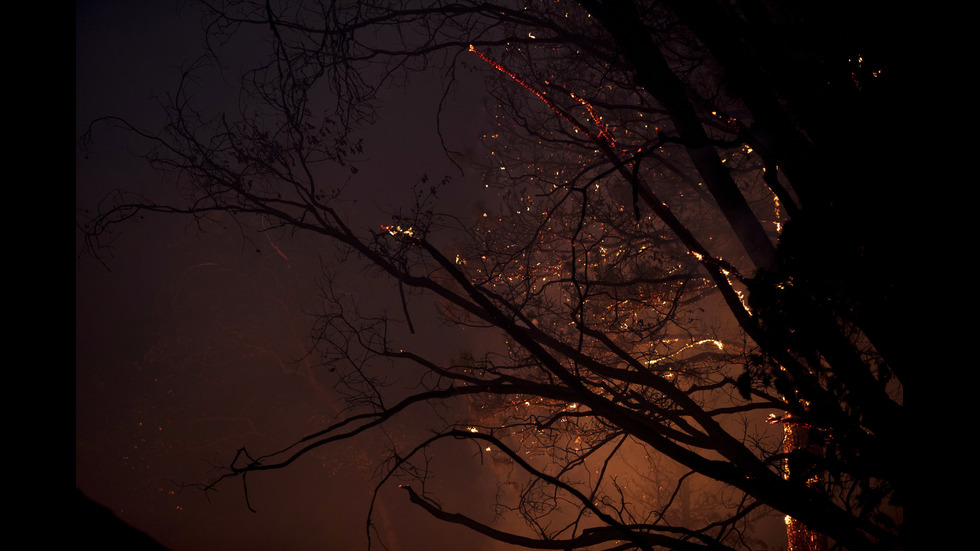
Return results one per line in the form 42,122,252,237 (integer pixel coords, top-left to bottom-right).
80,1,905,550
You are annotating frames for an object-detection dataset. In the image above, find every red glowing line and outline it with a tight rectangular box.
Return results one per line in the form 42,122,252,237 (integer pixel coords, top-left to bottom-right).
468,45,613,147
569,91,614,147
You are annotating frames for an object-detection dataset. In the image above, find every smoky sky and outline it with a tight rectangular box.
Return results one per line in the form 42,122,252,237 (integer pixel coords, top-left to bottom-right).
76,3,805,549
76,3,510,550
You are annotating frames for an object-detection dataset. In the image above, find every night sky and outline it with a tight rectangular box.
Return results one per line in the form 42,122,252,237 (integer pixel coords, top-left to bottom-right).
76,3,508,549
75,0,864,551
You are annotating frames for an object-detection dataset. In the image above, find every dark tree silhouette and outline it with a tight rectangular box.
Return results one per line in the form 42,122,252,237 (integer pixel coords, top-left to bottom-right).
80,1,905,550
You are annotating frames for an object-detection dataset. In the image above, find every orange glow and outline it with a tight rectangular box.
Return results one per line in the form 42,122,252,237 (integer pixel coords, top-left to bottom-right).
771,416,828,551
